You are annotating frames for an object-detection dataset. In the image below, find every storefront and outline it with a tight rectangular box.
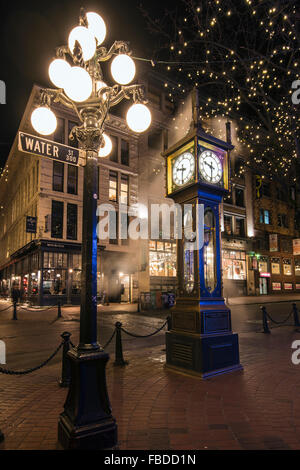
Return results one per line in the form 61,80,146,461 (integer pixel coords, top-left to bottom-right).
221,238,249,297
148,240,177,307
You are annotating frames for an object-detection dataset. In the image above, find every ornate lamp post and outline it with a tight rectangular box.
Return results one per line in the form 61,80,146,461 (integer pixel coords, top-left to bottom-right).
31,8,151,449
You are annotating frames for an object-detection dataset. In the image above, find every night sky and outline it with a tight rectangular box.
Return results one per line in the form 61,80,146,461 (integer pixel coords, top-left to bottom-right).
0,0,172,167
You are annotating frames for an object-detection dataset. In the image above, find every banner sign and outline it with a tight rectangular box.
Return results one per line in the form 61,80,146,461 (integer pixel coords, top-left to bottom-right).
18,132,79,165
269,234,278,252
293,239,300,256
26,216,37,233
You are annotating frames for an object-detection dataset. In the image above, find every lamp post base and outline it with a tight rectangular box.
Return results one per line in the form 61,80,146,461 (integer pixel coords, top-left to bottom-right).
58,347,117,450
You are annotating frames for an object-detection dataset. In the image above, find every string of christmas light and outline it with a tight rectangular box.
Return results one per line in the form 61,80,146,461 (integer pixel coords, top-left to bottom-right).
141,0,300,181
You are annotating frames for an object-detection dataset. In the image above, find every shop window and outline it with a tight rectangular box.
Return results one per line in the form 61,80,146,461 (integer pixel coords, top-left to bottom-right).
68,120,78,148
295,259,300,276
149,241,176,277
120,174,129,205
277,213,288,228
51,201,64,238
44,252,67,268
283,258,292,276
271,258,281,275
235,217,245,237
258,257,269,273
109,136,118,162
121,140,129,166
53,161,64,192
109,171,118,202
71,270,81,295
259,209,271,225
224,215,233,235
235,188,245,207
67,203,77,240
43,269,66,295
72,254,82,269
67,165,78,195
222,250,246,280
53,117,65,144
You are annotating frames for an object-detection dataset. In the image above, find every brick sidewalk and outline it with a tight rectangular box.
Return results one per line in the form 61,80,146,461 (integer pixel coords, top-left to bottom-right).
1,327,300,450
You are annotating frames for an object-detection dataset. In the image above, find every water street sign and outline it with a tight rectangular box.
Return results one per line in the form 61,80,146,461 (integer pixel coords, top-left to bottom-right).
26,216,37,233
18,132,79,165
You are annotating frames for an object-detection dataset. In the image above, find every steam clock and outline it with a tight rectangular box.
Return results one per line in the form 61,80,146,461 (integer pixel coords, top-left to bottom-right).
164,93,242,378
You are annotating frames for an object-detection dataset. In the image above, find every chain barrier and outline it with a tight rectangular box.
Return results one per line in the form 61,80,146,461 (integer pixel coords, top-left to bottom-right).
261,304,300,334
103,330,116,349
0,342,63,375
120,319,168,338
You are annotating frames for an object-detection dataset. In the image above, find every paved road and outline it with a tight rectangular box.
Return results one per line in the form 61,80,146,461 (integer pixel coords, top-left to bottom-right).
0,299,299,370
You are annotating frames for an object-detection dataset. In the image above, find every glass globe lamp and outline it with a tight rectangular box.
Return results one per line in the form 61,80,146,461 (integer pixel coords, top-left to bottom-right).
111,54,136,85
49,58,71,88
87,12,106,46
126,103,151,133
31,107,57,135
68,26,96,61
64,66,93,102
98,133,112,157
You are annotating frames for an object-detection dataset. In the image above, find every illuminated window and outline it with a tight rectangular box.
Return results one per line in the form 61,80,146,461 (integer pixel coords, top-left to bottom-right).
120,174,129,205
109,171,118,202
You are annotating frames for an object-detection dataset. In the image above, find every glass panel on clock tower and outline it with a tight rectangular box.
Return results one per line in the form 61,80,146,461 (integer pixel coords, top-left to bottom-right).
204,209,217,293
183,243,194,294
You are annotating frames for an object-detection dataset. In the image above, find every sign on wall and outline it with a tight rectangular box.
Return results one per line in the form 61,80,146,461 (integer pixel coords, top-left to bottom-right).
26,216,37,233
18,132,79,165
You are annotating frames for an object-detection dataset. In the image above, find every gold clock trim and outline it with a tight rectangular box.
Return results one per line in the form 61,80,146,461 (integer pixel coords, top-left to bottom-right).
167,140,196,195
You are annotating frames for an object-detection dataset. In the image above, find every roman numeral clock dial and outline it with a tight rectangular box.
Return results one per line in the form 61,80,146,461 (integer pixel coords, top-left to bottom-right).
172,152,195,187
199,150,222,184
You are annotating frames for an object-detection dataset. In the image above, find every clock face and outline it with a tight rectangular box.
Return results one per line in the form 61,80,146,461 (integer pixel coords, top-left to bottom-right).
199,150,222,184
172,152,195,187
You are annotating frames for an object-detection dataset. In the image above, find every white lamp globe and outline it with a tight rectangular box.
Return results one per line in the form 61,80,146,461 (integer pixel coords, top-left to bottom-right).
87,12,106,46
64,66,93,102
111,54,136,85
31,107,57,135
126,103,151,133
48,58,71,88
68,26,96,62
98,133,112,157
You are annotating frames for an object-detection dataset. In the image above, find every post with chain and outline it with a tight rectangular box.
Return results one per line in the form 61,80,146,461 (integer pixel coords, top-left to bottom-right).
57,300,62,319
292,303,300,327
114,322,128,367
59,332,72,388
0,429,4,443
167,315,172,331
261,306,271,334
12,302,17,321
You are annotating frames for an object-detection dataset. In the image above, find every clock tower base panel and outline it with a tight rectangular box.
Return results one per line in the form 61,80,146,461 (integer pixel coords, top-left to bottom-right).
165,331,242,379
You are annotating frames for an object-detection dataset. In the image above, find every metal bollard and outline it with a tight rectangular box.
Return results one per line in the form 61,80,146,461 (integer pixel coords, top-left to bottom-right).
12,302,17,321
114,322,128,367
0,428,4,443
59,331,72,387
261,306,271,334
167,315,172,331
57,300,62,319
292,303,300,327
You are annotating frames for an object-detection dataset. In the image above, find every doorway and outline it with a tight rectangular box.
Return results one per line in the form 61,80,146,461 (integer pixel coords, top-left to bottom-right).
259,277,268,295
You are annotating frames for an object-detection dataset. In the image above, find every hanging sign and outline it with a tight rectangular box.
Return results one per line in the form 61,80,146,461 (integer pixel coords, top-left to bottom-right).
18,132,79,165
26,216,37,233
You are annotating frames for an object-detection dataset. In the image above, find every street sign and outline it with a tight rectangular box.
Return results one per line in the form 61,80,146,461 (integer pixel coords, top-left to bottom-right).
18,132,79,165
26,216,37,233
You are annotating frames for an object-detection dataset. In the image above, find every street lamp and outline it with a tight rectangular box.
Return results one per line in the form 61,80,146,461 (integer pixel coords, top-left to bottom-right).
30,7,151,449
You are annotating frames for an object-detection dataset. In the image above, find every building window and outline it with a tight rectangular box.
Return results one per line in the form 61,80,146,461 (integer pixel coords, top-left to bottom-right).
120,174,129,205
68,120,78,148
67,164,78,195
259,209,271,225
51,201,64,238
261,182,271,197
109,171,118,202
281,238,292,253
277,213,288,228
276,187,287,202
109,136,118,162
235,188,245,207
53,161,64,192
235,217,245,237
53,117,65,144
222,250,246,280
121,139,129,165
224,215,233,235
67,203,77,240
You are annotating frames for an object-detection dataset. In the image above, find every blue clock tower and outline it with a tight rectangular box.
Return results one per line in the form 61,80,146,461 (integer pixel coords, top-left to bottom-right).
164,90,242,378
